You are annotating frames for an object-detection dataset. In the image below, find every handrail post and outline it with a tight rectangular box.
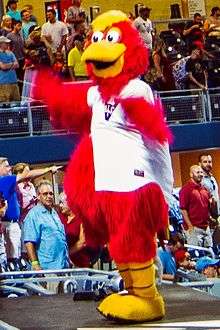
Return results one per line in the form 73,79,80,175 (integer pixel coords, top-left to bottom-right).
206,89,212,122
27,101,33,136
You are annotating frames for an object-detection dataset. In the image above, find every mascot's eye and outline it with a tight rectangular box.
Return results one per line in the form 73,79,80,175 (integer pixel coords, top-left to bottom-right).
105,30,120,43
91,31,104,43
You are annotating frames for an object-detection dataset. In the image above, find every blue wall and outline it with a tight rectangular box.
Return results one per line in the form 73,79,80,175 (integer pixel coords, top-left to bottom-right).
0,122,220,164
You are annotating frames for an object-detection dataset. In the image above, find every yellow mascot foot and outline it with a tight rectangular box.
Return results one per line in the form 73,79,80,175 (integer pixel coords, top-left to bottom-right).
97,293,165,323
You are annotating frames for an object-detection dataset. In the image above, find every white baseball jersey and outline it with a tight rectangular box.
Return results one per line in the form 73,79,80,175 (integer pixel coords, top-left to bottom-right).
87,78,173,201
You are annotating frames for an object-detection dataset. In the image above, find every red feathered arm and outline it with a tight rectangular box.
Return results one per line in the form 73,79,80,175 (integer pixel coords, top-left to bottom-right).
120,97,173,144
33,70,93,134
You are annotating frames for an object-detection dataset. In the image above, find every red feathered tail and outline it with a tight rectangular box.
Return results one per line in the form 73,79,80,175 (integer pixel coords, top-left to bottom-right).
120,97,173,144
64,135,108,248
32,69,93,134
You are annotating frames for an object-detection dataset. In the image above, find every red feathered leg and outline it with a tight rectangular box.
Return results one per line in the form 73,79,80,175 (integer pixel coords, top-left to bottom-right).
97,183,167,322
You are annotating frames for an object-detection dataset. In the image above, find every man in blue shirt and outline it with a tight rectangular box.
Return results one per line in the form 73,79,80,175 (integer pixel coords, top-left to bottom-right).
0,35,20,102
0,157,61,264
157,234,185,281
23,180,69,271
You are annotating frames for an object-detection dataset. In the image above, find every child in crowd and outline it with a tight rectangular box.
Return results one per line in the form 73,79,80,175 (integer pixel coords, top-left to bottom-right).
52,51,69,80
195,256,220,278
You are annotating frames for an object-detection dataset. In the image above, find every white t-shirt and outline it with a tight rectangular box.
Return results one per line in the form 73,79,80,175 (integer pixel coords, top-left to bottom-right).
41,20,68,52
87,79,173,201
133,17,153,49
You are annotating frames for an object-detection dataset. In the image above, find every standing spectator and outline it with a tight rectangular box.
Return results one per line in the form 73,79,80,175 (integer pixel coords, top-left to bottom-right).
7,20,25,95
41,9,68,54
0,193,7,270
58,192,100,267
6,0,21,21
199,153,220,255
67,0,86,35
0,36,20,103
23,180,69,271
152,37,175,91
0,15,12,37
20,9,36,41
66,21,86,52
185,48,208,90
12,162,37,220
26,28,52,66
183,13,205,51
68,34,87,81
199,154,219,217
22,29,52,103
204,7,220,37
22,4,38,24
133,6,153,50
0,157,61,264
179,165,213,249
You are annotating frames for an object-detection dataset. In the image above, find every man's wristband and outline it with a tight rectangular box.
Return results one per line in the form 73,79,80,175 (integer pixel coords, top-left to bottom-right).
31,260,39,266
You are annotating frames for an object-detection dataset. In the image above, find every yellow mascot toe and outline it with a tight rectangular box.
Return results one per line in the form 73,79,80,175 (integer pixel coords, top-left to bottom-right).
97,260,165,323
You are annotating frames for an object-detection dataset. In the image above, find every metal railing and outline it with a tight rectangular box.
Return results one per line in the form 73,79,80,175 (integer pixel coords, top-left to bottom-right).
0,88,220,137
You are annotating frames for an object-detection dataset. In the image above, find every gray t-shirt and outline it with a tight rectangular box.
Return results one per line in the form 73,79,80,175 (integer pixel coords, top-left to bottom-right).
7,32,25,61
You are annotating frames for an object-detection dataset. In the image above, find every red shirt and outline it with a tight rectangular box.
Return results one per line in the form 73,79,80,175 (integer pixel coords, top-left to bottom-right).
59,212,100,267
179,180,211,229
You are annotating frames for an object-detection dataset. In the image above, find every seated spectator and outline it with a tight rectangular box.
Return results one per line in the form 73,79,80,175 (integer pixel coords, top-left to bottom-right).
6,0,21,21
195,256,220,278
204,7,220,37
174,249,195,270
183,13,205,52
0,15,12,37
68,34,87,81
157,233,185,281
0,36,20,103
185,48,208,90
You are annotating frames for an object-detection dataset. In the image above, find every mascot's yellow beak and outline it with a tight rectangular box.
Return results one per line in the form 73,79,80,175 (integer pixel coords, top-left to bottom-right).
81,10,129,79
81,41,126,78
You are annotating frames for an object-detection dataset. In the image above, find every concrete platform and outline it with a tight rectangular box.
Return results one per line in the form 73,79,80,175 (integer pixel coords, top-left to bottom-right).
0,284,220,329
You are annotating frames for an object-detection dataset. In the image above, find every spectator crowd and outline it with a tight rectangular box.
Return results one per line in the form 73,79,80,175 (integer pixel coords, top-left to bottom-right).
0,1,220,103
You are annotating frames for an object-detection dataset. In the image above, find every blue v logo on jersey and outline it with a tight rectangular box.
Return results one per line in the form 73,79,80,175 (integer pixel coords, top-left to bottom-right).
104,102,117,121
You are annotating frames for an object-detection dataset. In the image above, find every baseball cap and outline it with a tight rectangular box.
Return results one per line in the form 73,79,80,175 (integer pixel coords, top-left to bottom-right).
195,256,220,272
0,36,11,43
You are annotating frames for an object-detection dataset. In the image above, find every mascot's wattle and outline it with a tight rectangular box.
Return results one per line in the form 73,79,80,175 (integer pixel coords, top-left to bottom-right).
35,10,173,323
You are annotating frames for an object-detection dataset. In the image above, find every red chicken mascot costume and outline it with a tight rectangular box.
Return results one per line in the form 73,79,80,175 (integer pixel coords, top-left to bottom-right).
35,10,173,323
